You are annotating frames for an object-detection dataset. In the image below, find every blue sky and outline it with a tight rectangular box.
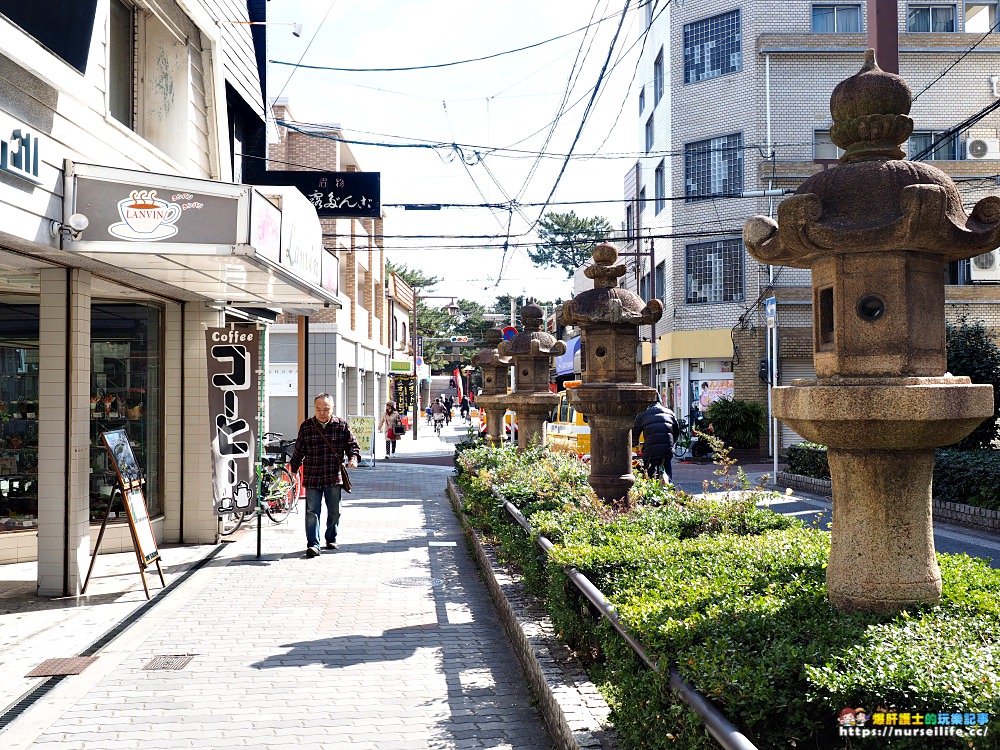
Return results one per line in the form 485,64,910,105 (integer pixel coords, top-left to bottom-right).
266,0,645,303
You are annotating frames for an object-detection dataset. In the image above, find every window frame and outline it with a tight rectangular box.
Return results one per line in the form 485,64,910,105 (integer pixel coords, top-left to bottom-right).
654,159,666,214
907,3,958,32
639,86,645,114
683,9,741,84
685,238,745,305
683,132,744,202
108,0,136,128
908,130,961,160
653,47,664,105
814,130,844,160
645,113,655,153
811,3,863,32
965,2,999,32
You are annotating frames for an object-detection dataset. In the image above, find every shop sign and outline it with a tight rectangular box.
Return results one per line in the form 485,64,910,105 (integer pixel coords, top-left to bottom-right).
390,358,413,374
206,328,260,515
321,249,339,294
268,363,297,396
257,170,380,218
76,177,240,244
694,379,734,411
0,127,41,184
249,191,281,262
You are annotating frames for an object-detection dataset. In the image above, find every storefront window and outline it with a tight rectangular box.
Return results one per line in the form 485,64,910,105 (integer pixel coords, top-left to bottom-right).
90,303,162,519
0,303,40,532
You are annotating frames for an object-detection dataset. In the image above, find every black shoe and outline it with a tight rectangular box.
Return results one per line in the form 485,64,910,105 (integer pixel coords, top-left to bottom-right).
306,546,320,558
325,541,338,550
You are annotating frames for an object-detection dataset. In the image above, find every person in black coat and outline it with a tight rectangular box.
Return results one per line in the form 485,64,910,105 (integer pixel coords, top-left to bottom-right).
632,398,681,482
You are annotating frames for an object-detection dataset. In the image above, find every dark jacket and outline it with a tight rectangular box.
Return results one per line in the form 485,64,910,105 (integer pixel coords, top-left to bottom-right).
290,417,361,489
632,403,680,460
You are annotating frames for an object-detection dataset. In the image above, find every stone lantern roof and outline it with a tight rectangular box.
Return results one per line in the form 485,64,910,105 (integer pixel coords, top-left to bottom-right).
560,244,663,326
498,303,564,357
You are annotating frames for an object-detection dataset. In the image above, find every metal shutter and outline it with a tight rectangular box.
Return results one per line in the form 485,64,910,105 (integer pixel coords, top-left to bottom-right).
778,359,815,451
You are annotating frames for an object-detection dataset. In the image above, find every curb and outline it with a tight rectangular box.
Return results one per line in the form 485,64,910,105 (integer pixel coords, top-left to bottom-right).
446,477,619,750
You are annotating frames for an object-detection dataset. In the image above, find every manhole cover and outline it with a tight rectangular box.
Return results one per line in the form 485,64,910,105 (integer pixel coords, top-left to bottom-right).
142,655,195,671
383,576,444,588
25,656,98,677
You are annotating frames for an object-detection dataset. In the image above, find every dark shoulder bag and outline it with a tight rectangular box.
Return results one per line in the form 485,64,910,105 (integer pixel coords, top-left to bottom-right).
312,419,352,493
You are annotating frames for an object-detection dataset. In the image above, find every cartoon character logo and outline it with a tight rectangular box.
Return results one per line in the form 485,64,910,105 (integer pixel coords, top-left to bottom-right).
839,708,857,726
854,708,868,726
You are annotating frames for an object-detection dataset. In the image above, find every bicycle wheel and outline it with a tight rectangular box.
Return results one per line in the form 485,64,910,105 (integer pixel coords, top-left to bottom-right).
673,434,689,458
219,509,248,536
264,467,298,524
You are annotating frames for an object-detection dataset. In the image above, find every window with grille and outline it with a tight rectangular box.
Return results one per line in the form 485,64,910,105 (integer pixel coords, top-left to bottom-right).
684,133,743,201
685,239,744,304
654,48,664,105
966,2,999,31
908,131,960,160
814,130,844,160
654,160,666,214
683,10,741,84
907,4,957,31
812,4,862,31
639,86,645,114
645,114,654,153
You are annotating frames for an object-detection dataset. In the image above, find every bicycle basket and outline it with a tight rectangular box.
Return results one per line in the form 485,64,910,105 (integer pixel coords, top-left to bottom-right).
263,442,286,456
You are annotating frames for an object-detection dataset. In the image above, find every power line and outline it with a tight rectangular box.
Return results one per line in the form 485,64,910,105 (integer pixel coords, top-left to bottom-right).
912,13,1000,102
267,5,633,73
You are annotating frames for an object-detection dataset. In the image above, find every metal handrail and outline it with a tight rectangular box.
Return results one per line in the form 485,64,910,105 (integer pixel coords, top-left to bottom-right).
503,500,759,750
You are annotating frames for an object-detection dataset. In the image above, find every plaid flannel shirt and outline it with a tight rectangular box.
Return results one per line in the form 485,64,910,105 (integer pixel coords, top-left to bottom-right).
289,417,361,489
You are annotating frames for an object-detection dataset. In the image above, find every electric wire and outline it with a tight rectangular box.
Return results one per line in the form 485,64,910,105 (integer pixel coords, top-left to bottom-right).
911,13,1000,102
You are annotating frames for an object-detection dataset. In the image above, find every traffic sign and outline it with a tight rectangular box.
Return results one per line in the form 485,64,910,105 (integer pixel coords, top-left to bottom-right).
449,336,469,343
764,297,776,329
502,326,518,341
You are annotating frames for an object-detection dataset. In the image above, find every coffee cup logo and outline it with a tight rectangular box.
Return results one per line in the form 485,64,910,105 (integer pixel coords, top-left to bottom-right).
109,189,182,241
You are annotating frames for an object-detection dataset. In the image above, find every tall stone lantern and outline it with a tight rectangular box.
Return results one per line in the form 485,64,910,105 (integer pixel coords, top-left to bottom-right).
744,51,997,612
472,326,511,447
498,303,565,450
559,243,663,503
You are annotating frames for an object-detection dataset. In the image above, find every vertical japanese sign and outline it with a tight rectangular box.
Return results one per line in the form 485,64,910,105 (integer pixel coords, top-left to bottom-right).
207,328,260,515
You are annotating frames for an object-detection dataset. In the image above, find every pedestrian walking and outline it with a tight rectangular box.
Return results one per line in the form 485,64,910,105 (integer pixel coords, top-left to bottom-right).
289,392,361,557
632,397,681,483
378,400,405,458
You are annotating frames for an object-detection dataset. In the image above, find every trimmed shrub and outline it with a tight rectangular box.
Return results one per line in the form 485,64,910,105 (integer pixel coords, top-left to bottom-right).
704,397,767,449
934,448,1000,511
785,442,831,480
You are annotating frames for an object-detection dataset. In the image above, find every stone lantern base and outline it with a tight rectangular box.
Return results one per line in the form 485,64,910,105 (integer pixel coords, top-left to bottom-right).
505,392,560,451
774,376,993,611
475,393,510,447
569,383,657,504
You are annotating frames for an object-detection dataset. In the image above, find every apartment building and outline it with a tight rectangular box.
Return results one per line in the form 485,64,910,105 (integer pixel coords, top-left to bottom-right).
625,0,1000,449
266,101,393,438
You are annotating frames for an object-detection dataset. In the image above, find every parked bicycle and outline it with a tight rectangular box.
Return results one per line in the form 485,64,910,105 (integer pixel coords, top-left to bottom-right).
672,415,712,459
220,432,301,535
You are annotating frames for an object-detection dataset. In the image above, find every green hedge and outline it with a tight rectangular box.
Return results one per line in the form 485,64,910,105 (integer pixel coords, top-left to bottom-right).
455,445,1000,750
787,443,1000,512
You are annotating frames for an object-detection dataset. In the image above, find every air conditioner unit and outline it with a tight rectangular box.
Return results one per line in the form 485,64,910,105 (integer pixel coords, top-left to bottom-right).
966,137,1000,160
970,249,1000,282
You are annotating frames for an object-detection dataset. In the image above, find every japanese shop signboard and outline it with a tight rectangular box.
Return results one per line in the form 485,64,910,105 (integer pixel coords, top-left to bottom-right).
257,170,380,218
206,328,260,516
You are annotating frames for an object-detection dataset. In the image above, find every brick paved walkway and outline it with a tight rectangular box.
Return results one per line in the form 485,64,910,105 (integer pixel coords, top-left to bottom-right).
2,422,555,750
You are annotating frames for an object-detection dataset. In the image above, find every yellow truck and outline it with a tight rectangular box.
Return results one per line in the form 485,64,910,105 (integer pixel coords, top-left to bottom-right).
545,381,591,459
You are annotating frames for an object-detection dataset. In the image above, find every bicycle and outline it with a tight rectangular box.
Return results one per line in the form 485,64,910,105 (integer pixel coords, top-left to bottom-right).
673,418,692,458
219,432,301,534
673,416,712,459
433,414,445,436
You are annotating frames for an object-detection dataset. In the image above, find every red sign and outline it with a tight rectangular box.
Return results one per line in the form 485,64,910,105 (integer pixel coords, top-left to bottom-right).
502,326,518,341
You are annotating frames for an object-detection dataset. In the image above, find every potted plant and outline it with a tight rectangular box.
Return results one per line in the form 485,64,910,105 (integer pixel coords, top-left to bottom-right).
124,388,144,420
704,397,767,450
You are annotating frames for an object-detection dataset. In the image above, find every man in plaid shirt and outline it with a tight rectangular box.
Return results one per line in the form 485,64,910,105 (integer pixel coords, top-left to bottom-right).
289,393,361,558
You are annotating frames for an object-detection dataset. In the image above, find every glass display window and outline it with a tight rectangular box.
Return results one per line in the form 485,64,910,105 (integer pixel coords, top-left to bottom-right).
90,303,163,520
0,302,40,532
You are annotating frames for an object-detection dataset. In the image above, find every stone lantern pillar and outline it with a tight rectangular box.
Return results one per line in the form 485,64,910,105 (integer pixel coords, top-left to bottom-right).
559,243,663,503
498,303,565,450
744,50,997,612
472,327,511,447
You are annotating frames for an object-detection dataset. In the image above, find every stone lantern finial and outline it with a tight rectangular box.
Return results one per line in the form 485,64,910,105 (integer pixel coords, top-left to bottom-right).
584,243,627,289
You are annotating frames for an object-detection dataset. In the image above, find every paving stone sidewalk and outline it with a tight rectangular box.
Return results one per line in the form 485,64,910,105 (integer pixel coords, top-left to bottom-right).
1,422,556,750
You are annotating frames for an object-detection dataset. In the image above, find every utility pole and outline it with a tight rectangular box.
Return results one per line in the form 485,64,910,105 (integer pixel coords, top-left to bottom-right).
867,0,899,73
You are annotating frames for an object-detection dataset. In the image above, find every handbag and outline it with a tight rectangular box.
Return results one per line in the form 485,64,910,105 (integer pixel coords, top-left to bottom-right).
312,418,353,493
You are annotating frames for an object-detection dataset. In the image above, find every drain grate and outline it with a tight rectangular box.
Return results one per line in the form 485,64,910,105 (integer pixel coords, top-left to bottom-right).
142,655,195,671
25,657,98,678
383,576,444,588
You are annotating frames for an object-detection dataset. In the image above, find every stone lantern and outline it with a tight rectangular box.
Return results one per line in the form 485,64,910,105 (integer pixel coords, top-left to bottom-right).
497,303,565,450
744,50,997,612
472,326,512,447
559,243,663,503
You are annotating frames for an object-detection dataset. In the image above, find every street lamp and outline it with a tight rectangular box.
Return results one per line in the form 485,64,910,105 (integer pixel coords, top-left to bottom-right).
410,294,458,439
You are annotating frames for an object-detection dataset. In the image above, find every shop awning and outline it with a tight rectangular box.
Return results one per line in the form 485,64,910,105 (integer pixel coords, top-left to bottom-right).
64,162,340,310
555,335,580,376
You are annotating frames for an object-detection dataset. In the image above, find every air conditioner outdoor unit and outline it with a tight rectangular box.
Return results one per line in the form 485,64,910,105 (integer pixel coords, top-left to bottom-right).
966,137,1000,160
970,249,1000,282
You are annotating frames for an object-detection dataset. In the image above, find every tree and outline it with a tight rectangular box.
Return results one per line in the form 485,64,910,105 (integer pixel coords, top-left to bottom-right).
946,315,1000,449
527,211,613,277
385,261,440,292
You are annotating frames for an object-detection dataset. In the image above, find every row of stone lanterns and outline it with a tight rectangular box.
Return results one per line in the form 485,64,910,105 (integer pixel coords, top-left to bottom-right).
472,244,661,504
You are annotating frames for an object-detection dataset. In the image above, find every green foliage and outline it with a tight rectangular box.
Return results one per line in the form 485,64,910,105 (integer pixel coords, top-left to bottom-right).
703,397,766,449
455,443,1000,750
786,442,831,480
934,448,1000,510
527,211,614,277
946,315,1000,449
